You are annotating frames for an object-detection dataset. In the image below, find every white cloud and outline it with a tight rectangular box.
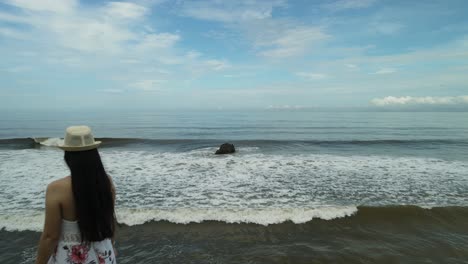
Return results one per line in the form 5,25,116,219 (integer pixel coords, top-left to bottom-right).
0,27,26,39
186,51,202,59
48,17,135,53
203,59,230,71
257,26,330,58
374,68,396,74
180,58,230,78
6,0,77,13
324,0,376,11
345,64,360,71
3,66,31,73
371,22,404,35
295,72,328,80
98,89,124,93
136,33,181,51
179,1,329,59
0,0,229,83
179,0,285,22
1,3,136,53
0,11,29,23
0,1,176,54
45,56,82,67
266,105,306,110
104,2,147,20
120,59,141,64
222,73,255,78
155,69,171,75
131,79,167,91
371,96,468,106
17,51,37,57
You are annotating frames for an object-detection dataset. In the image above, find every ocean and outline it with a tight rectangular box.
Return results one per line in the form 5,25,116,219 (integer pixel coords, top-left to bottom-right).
0,109,467,263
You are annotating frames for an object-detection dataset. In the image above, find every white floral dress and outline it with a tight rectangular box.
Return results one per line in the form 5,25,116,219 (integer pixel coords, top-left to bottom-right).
48,220,116,264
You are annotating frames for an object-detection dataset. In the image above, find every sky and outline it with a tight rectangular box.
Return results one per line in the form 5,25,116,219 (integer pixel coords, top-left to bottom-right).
0,0,467,110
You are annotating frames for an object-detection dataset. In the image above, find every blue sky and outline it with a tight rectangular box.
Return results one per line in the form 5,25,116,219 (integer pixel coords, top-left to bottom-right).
0,0,467,109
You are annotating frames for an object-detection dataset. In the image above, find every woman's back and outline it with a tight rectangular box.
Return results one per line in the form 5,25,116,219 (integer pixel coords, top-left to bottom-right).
51,177,77,222
49,219,116,264
36,126,117,264
45,176,116,264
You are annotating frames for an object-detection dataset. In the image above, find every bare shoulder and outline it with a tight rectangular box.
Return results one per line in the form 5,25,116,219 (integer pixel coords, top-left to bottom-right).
47,176,71,194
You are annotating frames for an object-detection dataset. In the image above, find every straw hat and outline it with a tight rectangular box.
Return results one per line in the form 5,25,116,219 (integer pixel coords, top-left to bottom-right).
58,126,101,151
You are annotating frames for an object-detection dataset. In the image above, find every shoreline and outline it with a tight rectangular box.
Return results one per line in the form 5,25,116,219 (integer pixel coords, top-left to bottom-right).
3,206,468,263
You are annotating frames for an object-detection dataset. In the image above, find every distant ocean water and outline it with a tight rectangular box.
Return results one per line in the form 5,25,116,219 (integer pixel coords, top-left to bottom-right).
1,109,467,263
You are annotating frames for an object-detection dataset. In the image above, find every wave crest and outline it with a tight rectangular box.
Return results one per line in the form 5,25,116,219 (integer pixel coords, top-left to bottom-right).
0,207,357,231
3,206,468,232
116,207,358,226
37,137,63,147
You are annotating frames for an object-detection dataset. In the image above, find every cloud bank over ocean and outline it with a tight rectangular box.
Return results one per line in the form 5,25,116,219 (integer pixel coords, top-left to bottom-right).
371,96,468,106
368,96,468,111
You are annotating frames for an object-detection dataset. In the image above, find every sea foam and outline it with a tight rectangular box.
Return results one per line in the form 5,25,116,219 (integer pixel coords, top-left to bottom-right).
1,147,467,232
0,213,44,232
0,206,358,232
37,137,63,147
116,206,358,226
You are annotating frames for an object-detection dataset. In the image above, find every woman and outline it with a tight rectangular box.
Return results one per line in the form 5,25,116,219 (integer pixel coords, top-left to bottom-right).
36,126,117,264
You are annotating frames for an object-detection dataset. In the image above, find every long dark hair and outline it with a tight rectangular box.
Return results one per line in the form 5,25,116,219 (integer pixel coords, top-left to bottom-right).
64,148,115,242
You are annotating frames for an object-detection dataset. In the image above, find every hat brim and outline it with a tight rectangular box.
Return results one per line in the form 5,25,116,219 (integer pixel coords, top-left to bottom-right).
58,141,102,151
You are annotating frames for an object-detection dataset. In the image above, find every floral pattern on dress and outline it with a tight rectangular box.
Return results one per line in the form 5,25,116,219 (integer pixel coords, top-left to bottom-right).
63,245,89,264
58,244,115,264
97,249,114,264
48,220,115,264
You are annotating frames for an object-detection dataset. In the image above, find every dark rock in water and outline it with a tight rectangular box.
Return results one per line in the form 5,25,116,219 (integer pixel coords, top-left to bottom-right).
215,143,236,154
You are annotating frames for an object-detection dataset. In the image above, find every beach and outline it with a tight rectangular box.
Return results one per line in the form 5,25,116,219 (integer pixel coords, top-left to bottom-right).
1,110,468,263
3,206,468,263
